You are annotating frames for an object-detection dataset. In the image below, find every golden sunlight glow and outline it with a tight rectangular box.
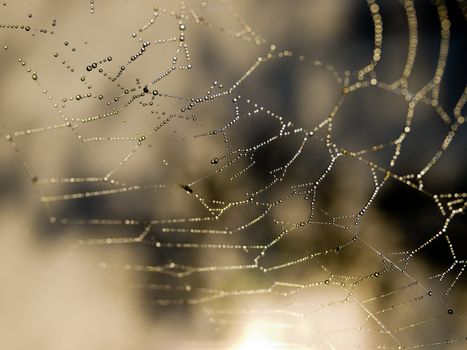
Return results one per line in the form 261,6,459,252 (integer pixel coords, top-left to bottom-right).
236,335,275,350
234,325,279,350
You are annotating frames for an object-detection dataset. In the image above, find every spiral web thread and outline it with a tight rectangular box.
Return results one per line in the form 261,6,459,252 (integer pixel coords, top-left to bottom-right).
1,0,466,348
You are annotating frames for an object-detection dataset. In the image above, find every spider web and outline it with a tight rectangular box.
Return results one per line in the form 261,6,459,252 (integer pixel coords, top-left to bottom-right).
0,0,466,349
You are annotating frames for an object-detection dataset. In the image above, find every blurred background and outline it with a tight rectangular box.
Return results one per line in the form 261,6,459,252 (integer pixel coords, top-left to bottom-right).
0,0,466,349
